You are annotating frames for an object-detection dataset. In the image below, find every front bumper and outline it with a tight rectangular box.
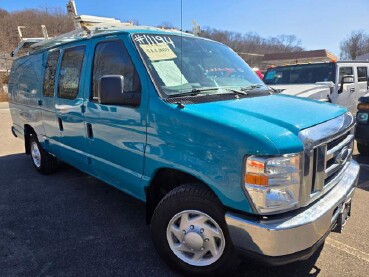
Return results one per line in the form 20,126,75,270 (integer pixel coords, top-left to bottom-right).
225,160,359,264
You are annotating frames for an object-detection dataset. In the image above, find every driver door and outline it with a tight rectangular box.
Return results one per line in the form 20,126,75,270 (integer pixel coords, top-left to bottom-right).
335,66,356,114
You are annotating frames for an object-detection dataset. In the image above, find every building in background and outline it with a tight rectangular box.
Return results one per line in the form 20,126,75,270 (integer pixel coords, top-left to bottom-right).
261,49,338,71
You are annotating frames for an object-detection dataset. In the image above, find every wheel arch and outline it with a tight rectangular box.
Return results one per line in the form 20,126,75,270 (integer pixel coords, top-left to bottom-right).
24,124,36,154
145,167,222,224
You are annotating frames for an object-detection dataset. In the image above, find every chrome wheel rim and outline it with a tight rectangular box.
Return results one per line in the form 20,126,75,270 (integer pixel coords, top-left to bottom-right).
166,210,225,266
31,141,41,168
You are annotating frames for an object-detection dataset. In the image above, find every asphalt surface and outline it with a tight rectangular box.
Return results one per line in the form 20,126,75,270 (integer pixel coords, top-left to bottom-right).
1,102,369,276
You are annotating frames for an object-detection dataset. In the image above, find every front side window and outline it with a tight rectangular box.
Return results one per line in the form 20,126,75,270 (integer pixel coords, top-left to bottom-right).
133,33,267,98
357,67,368,82
58,45,85,99
43,50,60,97
92,40,140,100
338,67,353,82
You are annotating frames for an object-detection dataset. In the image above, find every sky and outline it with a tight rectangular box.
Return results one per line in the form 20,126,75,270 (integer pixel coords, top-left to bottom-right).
1,0,369,56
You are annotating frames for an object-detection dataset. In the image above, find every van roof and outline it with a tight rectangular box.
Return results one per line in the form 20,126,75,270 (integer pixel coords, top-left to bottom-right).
13,24,195,57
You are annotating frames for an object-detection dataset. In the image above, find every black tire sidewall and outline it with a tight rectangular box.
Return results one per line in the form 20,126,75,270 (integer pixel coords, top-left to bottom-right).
151,186,238,276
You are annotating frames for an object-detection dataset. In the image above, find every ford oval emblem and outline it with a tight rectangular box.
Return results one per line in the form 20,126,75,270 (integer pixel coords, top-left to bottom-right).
335,146,349,165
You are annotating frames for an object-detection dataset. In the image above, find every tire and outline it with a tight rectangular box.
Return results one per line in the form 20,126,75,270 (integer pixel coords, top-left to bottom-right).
29,134,58,174
357,142,369,156
150,184,240,276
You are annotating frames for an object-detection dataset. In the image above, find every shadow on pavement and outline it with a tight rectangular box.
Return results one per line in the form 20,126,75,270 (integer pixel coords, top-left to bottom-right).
0,152,359,276
235,244,323,276
0,153,178,276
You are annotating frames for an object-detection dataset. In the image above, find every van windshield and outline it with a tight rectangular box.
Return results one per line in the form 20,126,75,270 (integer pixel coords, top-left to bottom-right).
263,63,336,85
132,33,268,97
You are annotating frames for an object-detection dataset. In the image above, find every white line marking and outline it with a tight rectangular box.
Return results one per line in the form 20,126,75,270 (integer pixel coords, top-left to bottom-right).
326,237,369,263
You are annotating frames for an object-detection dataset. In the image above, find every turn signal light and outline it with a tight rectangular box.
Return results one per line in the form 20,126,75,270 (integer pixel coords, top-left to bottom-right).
245,173,268,186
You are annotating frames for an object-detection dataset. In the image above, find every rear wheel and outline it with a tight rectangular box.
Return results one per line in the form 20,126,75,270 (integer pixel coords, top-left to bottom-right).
29,134,58,174
357,142,369,156
150,184,240,275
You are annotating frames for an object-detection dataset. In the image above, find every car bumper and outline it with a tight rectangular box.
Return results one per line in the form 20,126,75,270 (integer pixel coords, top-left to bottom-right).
225,160,359,265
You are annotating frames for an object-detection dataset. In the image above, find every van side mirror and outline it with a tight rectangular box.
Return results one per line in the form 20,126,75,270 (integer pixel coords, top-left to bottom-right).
338,75,354,94
98,75,140,106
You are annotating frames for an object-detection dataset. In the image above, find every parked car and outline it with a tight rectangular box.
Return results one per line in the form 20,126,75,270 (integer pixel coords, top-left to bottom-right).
8,25,359,275
263,61,369,114
355,93,369,155
252,67,264,79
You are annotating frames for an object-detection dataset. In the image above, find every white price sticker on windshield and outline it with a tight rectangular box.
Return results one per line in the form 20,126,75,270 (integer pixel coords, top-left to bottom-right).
152,60,188,87
139,43,177,61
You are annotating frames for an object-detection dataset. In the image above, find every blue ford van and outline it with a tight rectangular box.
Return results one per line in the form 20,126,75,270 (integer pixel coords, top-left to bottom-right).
9,26,359,275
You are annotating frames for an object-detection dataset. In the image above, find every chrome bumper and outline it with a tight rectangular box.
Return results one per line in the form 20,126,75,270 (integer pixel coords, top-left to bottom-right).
225,160,359,258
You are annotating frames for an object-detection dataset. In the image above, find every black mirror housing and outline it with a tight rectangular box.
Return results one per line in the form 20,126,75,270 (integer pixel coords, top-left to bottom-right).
98,75,140,106
338,75,355,94
341,75,354,84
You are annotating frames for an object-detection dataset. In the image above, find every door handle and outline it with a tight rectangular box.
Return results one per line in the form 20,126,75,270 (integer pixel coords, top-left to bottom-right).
350,88,355,93
58,117,64,131
86,123,93,139
38,99,43,106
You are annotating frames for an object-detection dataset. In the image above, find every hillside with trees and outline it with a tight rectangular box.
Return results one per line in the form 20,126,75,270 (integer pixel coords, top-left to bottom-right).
0,6,304,99
0,8,74,52
0,7,304,60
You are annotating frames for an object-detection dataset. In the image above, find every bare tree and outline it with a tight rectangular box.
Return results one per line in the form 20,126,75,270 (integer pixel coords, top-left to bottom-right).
200,27,303,66
340,30,369,60
0,8,74,54
158,21,174,29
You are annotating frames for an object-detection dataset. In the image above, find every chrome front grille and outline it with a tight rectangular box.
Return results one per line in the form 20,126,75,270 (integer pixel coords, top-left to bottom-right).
311,131,354,194
298,112,355,206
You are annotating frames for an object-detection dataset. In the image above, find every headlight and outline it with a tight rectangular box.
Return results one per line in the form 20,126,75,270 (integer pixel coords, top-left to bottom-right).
244,154,302,214
357,113,368,124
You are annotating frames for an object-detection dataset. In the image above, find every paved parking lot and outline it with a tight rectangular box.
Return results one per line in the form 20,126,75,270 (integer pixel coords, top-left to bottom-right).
1,102,369,276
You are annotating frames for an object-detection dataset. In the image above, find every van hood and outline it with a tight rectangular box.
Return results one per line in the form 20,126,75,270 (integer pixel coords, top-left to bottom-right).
270,84,331,101
181,94,347,154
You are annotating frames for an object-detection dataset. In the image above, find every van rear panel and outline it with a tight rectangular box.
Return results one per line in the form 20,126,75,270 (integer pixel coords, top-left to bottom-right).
8,53,45,139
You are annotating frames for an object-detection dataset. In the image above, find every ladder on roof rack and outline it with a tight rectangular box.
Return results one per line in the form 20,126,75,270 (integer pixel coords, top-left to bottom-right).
12,0,187,57
11,0,132,56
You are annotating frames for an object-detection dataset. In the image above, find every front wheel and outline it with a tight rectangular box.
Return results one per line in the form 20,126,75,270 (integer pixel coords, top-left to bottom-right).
150,184,240,275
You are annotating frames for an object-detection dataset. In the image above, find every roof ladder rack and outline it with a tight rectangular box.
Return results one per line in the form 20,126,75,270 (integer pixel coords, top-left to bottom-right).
11,0,186,57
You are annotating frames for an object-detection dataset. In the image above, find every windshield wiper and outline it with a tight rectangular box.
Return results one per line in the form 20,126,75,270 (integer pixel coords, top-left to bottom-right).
269,86,281,94
239,84,273,96
166,85,267,99
240,84,263,91
166,87,220,98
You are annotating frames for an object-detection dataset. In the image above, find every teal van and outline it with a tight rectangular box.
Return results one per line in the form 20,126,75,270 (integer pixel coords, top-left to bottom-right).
9,26,359,275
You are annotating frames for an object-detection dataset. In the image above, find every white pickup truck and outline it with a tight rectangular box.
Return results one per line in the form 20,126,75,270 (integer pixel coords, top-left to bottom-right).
263,61,369,114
